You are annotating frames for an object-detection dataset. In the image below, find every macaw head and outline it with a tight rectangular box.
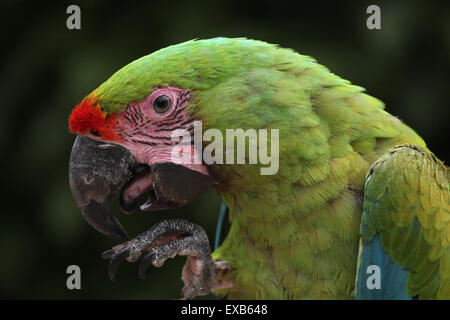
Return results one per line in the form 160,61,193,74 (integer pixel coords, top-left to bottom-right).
68,38,319,239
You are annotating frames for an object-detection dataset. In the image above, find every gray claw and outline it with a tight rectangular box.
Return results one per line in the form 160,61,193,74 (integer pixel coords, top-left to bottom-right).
101,249,115,259
107,247,130,282
138,251,156,280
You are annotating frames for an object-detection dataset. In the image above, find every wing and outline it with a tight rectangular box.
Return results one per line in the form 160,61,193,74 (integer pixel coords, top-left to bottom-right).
356,144,449,299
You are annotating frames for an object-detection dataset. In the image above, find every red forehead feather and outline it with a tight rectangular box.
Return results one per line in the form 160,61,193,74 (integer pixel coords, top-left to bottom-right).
69,97,121,142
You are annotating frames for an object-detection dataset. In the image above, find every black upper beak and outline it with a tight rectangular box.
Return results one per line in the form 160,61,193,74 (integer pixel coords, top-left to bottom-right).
69,135,135,240
69,135,215,240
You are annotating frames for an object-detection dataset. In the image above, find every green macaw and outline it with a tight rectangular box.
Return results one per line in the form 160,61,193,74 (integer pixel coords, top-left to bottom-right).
68,38,449,299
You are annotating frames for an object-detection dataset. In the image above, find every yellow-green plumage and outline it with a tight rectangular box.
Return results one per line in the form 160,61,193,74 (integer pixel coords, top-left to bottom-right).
360,145,449,299
200,39,438,299
86,38,448,299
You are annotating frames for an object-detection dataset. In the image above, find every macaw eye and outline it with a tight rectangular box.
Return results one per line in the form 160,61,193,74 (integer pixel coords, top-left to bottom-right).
153,95,172,114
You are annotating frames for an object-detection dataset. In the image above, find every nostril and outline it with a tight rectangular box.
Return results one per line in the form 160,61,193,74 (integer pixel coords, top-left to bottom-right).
90,129,100,137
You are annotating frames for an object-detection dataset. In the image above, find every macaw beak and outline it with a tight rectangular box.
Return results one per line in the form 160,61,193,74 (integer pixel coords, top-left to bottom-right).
68,135,214,240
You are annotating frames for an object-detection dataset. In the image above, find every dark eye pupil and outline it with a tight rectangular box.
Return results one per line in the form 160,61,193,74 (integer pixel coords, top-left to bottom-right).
153,95,171,113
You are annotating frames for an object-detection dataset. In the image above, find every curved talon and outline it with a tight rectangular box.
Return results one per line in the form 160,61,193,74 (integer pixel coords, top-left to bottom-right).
107,247,130,282
138,251,156,280
101,249,115,259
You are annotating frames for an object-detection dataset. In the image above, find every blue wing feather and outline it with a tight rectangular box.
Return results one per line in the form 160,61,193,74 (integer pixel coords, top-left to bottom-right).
356,232,412,299
214,202,229,250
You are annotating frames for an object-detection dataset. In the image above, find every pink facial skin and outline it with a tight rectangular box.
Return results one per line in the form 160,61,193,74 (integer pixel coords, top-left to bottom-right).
83,87,209,207
117,87,193,162
83,87,206,173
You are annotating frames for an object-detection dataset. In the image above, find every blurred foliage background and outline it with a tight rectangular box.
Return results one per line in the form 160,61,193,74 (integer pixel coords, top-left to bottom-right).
0,0,448,299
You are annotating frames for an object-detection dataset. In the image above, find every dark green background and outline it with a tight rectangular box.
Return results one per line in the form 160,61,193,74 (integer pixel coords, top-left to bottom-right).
1,0,448,299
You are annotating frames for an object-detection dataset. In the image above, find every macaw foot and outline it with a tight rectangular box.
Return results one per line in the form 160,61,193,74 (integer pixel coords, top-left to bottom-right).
101,219,216,299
